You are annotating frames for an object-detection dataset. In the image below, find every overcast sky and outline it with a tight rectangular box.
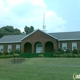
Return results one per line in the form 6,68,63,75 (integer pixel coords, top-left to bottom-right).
0,0,80,33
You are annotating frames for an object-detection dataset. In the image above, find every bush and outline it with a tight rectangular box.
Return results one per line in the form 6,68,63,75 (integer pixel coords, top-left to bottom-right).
38,54,44,57
67,53,73,58
66,49,70,53
78,54,80,57
73,54,78,58
9,51,14,55
59,54,64,58
54,51,61,57
0,52,2,55
0,55,14,58
4,52,9,55
63,53,68,57
53,54,59,57
13,53,20,57
14,50,21,54
55,51,61,54
72,49,78,54
57,48,64,54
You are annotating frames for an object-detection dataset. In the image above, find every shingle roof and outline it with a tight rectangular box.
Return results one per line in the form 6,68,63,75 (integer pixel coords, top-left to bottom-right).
0,30,80,43
0,34,27,43
48,31,80,41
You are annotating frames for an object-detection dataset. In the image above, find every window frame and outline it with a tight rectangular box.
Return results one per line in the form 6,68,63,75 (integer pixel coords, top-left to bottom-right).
62,43,67,51
72,42,77,50
8,45,12,52
16,44,20,51
0,45,4,52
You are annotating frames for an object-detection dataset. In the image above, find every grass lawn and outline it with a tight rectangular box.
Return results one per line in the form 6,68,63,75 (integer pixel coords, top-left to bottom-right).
0,58,80,80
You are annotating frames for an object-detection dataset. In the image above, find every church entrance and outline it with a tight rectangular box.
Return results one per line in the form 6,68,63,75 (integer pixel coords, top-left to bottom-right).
35,42,43,53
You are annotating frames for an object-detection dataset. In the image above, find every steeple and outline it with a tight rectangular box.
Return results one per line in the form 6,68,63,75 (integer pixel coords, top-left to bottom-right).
42,11,47,32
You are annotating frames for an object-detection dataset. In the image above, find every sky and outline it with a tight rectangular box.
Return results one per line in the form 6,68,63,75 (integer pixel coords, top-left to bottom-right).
0,0,80,33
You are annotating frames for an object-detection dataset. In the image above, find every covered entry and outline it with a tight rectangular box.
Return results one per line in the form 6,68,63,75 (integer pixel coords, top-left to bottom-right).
24,42,32,53
34,42,43,53
45,41,54,52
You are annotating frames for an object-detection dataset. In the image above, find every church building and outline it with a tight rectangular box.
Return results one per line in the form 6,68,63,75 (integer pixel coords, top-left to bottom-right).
0,29,80,53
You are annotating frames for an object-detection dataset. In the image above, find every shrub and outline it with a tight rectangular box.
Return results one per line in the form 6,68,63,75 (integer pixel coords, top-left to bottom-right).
78,54,80,57
4,52,9,55
72,49,78,54
59,54,64,58
66,49,70,53
63,53,68,57
53,54,58,57
54,51,61,57
67,53,73,58
73,54,78,58
0,55,14,58
0,52,2,55
57,48,64,54
9,51,14,55
13,53,20,57
55,51,61,54
14,50,21,54
38,54,44,57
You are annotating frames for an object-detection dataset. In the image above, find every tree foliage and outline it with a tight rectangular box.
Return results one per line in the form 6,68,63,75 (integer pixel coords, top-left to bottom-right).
0,25,35,38
24,26,34,34
0,26,21,38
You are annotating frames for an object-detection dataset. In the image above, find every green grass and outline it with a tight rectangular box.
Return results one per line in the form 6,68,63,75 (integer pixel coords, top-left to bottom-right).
0,58,80,80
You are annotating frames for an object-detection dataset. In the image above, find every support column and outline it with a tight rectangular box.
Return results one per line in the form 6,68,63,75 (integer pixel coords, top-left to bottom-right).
32,43,34,53
42,42,45,53
21,43,24,53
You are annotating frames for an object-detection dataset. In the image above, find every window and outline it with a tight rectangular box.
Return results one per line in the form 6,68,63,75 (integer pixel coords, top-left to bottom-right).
38,44,42,47
72,42,77,50
0,45,4,52
62,43,67,51
16,44,20,51
8,45,12,52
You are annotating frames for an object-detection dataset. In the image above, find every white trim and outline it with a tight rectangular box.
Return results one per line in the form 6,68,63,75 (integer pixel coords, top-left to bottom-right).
8,45,12,52
16,44,20,51
62,43,67,51
1,29,80,43
72,42,77,50
0,45,4,52
58,39,80,41
0,41,21,43
20,29,58,41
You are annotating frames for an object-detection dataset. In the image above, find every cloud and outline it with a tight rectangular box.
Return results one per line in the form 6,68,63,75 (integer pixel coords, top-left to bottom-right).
0,0,67,32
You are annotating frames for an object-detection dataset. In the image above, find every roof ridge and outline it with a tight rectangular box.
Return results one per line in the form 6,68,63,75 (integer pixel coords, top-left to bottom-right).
48,31,80,34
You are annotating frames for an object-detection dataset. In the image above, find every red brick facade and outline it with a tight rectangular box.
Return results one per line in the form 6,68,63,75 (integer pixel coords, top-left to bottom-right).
0,30,80,53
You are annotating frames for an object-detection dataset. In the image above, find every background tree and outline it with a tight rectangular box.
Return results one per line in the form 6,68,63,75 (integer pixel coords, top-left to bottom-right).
24,26,34,34
0,25,21,38
14,28,21,34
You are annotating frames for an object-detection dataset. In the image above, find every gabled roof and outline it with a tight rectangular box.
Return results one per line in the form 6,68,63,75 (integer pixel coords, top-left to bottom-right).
49,31,80,41
0,29,58,43
0,30,80,43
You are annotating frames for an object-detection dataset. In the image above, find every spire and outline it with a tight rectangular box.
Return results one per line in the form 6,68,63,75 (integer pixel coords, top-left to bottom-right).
42,11,47,32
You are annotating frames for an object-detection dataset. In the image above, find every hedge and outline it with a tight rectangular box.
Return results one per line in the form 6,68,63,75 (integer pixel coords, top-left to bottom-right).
20,53,53,58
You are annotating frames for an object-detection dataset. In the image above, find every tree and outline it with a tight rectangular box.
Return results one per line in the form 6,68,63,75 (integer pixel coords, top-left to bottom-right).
24,26,34,34
1,26,14,33
14,28,21,34
0,26,21,38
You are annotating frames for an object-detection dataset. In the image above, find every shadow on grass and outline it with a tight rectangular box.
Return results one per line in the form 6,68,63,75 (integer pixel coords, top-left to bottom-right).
11,58,27,64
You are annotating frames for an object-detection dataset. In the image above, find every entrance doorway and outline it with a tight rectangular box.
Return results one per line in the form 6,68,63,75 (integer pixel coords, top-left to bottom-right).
35,42,43,53
24,42,32,53
45,41,54,52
